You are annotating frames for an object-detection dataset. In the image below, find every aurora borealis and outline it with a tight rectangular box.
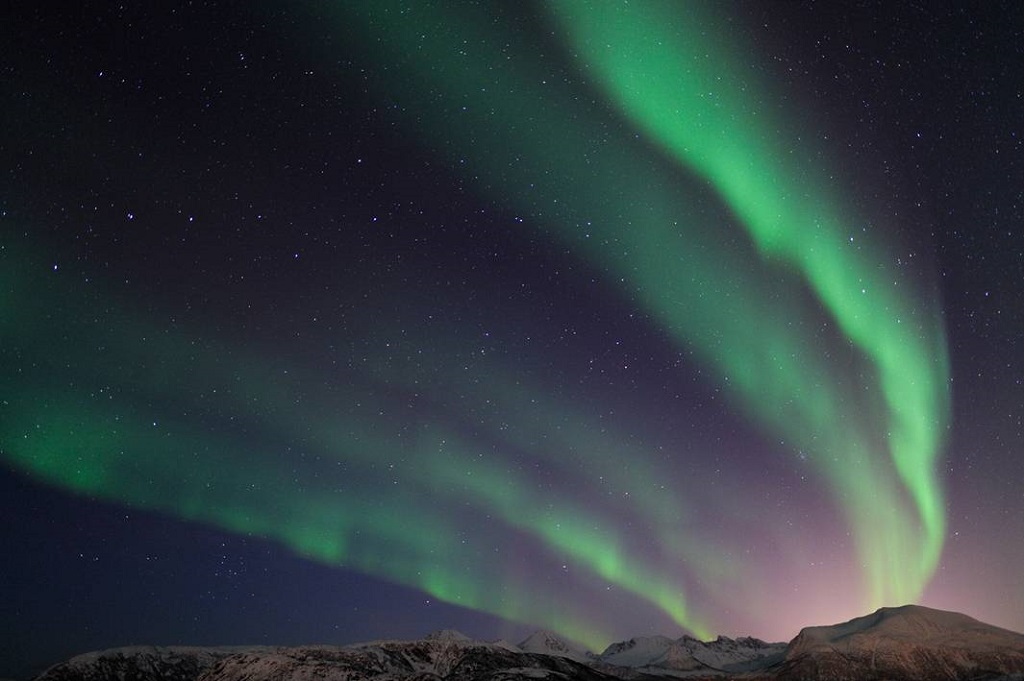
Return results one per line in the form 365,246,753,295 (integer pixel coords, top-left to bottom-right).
3,2,1024,678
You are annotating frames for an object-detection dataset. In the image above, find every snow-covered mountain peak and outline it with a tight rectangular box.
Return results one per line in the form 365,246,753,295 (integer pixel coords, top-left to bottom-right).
423,628,474,644
595,632,787,673
598,635,675,667
517,629,591,662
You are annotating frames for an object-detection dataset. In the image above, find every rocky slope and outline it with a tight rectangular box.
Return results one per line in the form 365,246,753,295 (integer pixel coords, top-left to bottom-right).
198,641,616,681
31,646,268,681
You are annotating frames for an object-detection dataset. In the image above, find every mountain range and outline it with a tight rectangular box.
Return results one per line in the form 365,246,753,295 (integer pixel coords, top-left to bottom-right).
28,605,1024,681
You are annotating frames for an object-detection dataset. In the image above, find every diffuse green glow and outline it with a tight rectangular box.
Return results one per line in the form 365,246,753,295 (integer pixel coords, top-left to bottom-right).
422,428,710,637
2,375,614,648
365,346,744,587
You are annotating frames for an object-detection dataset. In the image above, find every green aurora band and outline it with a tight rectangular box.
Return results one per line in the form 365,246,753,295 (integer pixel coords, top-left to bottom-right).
0,1,949,649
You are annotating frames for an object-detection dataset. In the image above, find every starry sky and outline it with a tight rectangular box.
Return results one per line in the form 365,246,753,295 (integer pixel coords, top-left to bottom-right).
2,1,1023,678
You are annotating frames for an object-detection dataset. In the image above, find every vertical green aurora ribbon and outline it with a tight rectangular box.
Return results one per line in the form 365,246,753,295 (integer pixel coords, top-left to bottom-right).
328,0,950,612
544,1,950,604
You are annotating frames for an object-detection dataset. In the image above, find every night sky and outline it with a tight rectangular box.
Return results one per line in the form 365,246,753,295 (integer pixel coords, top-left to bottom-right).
2,2,1023,678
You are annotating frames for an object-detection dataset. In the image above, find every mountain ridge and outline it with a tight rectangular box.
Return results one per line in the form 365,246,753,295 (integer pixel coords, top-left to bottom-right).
28,605,1024,681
